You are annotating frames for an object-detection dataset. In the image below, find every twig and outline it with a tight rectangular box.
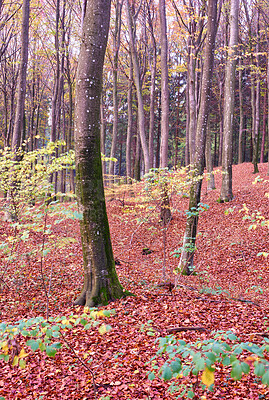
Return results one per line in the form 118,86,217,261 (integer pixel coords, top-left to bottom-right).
167,326,207,334
60,332,98,400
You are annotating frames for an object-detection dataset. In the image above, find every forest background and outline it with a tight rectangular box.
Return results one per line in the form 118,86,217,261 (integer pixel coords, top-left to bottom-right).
0,0,269,399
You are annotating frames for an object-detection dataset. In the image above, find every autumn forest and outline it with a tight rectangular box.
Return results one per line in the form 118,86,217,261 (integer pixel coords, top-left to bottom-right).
0,0,269,399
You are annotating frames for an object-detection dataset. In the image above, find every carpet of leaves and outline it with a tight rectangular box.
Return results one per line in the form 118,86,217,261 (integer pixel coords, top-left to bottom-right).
0,162,268,400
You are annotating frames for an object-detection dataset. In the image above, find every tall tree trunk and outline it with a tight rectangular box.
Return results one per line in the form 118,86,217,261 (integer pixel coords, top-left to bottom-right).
267,41,269,176
100,93,106,176
12,0,30,152
126,54,133,182
205,120,215,190
253,15,260,174
178,0,218,276
147,2,156,170
109,0,123,183
260,87,267,163
238,55,244,164
126,0,149,173
74,0,125,307
159,0,169,168
220,0,239,202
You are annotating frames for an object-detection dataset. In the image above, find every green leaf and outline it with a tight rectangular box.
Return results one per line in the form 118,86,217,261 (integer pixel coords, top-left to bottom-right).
262,370,269,386
39,342,46,352
170,360,182,373
187,391,195,399
241,362,250,374
45,345,57,357
254,363,265,377
195,357,206,371
26,339,39,351
148,372,155,381
231,362,242,380
162,365,172,381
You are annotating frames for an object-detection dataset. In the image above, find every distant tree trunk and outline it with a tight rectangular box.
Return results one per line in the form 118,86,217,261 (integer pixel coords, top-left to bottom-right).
253,15,260,174
220,0,239,202
12,0,30,152
178,0,218,276
100,94,106,176
238,55,244,164
109,0,123,183
267,42,269,176
126,54,133,182
159,0,169,168
126,0,149,173
147,2,157,170
74,0,125,307
205,120,215,190
260,88,267,163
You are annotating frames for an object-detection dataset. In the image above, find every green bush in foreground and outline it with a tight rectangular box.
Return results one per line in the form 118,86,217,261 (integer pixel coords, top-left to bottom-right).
148,330,269,398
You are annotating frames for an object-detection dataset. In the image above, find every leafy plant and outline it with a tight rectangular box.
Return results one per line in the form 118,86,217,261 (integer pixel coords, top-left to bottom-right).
0,307,114,368
148,330,269,398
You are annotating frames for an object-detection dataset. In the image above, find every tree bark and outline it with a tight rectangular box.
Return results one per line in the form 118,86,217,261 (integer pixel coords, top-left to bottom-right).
109,0,123,183
178,0,218,276
220,0,239,202
12,0,30,152
74,0,125,306
238,55,244,164
126,54,133,182
126,0,149,174
159,0,169,168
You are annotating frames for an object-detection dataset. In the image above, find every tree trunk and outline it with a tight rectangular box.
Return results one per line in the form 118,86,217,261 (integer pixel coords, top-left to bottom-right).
74,0,125,307
220,0,239,202
12,0,30,152
126,0,149,174
238,55,244,164
126,54,133,182
205,120,215,190
109,0,123,183
159,0,169,168
260,87,267,163
178,0,218,276
147,3,157,170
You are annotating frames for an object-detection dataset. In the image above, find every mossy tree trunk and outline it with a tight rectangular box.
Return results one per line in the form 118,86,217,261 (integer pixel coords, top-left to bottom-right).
178,0,218,276
74,0,125,307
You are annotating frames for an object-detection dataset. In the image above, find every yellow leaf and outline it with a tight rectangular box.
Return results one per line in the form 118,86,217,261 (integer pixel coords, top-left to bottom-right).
1,341,8,354
19,348,28,359
12,355,19,366
98,323,108,335
19,359,26,369
97,310,105,318
201,367,215,386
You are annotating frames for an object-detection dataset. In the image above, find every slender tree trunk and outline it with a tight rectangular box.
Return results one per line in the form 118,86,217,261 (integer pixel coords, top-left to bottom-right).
100,94,106,176
267,42,269,175
220,0,239,202
109,0,123,183
178,0,218,276
148,4,156,170
253,21,260,174
159,0,169,168
260,87,267,163
126,0,149,173
238,55,244,164
12,0,30,152
74,0,125,306
205,120,215,190
126,55,133,182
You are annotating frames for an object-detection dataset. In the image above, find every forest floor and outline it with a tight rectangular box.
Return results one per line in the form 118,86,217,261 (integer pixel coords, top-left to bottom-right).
0,162,269,400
